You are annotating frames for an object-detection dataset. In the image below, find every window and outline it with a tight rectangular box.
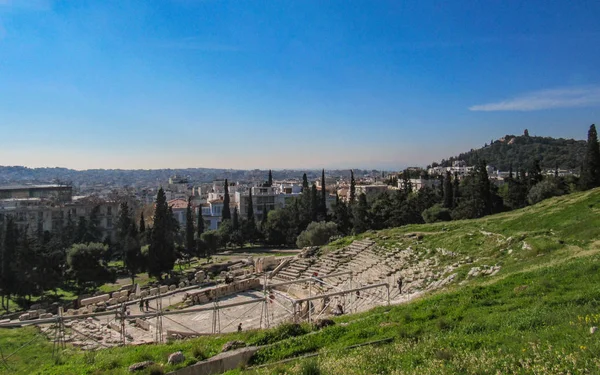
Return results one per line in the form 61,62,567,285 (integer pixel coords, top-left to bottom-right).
107,217,113,228
107,206,112,215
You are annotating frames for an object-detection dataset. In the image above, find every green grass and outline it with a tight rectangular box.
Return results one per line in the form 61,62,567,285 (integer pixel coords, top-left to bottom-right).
2,188,600,374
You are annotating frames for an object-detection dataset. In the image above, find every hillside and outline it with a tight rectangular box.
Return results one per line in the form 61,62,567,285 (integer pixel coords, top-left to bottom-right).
434,133,586,170
1,188,600,374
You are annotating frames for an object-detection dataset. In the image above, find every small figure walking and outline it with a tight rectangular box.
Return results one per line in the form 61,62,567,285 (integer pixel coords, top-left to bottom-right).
145,299,150,311
356,290,361,299
237,323,243,333
397,277,403,294
139,297,145,312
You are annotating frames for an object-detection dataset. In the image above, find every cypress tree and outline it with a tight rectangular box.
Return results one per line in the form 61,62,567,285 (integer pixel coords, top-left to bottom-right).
245,189,256,243
124,219,142,284
302,173,309,192
581,124,600,190
352,193,371,234
320,169,327,219
1,217,18,310
261,203,269,229
232,207,240,231
443,171,453,208
185,196,195,258
116,202,132,261
139,212,145,234
148,188,175,279
196,206,204,237
349,170,356,204
268,170,273,187
453,172,460,208
311,183,319,222
222,179,231,220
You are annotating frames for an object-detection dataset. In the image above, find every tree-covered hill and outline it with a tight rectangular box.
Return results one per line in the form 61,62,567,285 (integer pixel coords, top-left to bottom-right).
434,132,586,171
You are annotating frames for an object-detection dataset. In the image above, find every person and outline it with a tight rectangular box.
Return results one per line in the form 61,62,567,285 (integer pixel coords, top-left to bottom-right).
333,303,344,316
356,290,361,299
145,299,150,311
237,323,242,333
397,277,403,294
139,297,145,312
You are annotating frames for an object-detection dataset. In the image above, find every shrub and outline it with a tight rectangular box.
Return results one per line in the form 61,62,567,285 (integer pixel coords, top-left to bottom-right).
528,179,564,205
296,222,338,248
422,204,452,223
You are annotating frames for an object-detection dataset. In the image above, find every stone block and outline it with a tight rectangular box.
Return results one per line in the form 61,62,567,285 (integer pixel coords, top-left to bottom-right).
118,296,128,303
149,288,158,296
39,313,53,319
107,298,118,305
169,284,177,291
140,291,149,298
81,294,110,307
135,318,150,331
168,351,185,365
159,285,168,294
18,313,31,321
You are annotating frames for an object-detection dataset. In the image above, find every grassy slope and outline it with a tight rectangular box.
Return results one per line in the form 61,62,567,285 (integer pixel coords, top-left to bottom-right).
1,189,600,375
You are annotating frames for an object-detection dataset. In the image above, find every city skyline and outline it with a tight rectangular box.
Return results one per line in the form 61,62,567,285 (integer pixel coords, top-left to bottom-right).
0,1,599,170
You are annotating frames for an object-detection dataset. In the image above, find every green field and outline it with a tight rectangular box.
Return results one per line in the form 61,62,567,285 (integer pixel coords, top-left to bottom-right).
1,188,600,375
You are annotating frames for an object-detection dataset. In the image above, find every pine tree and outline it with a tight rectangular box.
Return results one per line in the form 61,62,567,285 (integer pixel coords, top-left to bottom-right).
580,124,600,190
148,188,176,279
185,196,195,259
302,173,309,192
527,159,543,188
443,171,453,208
222,179,231,220
268,170,273,187
349,170,356,204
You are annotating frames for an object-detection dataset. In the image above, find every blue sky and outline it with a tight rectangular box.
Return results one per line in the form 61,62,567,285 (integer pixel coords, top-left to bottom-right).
0,0,599,170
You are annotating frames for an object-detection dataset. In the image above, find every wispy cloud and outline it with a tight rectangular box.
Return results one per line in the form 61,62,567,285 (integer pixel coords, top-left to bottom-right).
469,86,600,111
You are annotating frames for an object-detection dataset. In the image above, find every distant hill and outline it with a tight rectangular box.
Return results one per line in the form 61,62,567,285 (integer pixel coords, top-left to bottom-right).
434,133,586,171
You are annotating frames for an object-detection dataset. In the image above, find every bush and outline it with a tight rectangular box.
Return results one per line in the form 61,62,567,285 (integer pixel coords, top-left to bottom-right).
296,222,338,248
528,179,564,205
422,204,452,223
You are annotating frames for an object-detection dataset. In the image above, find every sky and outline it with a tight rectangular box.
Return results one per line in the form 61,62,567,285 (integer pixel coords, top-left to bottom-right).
0,0,599,170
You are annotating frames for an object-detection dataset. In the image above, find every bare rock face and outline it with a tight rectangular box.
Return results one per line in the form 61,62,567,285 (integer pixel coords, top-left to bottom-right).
167,351,185,365
222,340,246,352
128,361,154,372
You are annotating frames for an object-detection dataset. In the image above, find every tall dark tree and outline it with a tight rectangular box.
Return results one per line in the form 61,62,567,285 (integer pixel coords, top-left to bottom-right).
319,169,327,219
232,207,240,230
222,179,231,221
185,196,195,260
349,170,356,204
116,202,132,260
352,194,371,234
244,189,257,243
443,171,453,208
267,170,273,187
261,203,269,230
527,159,543,188
401,170,412,193
332,194,351,235
452,172,460,208
87,205,103,243
139,212,146,234
148,188,176,279
124,221,142,284
196,205,205,257
1,217,18,311
310,183,319,222
302,173,309,192
580,124,600,190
